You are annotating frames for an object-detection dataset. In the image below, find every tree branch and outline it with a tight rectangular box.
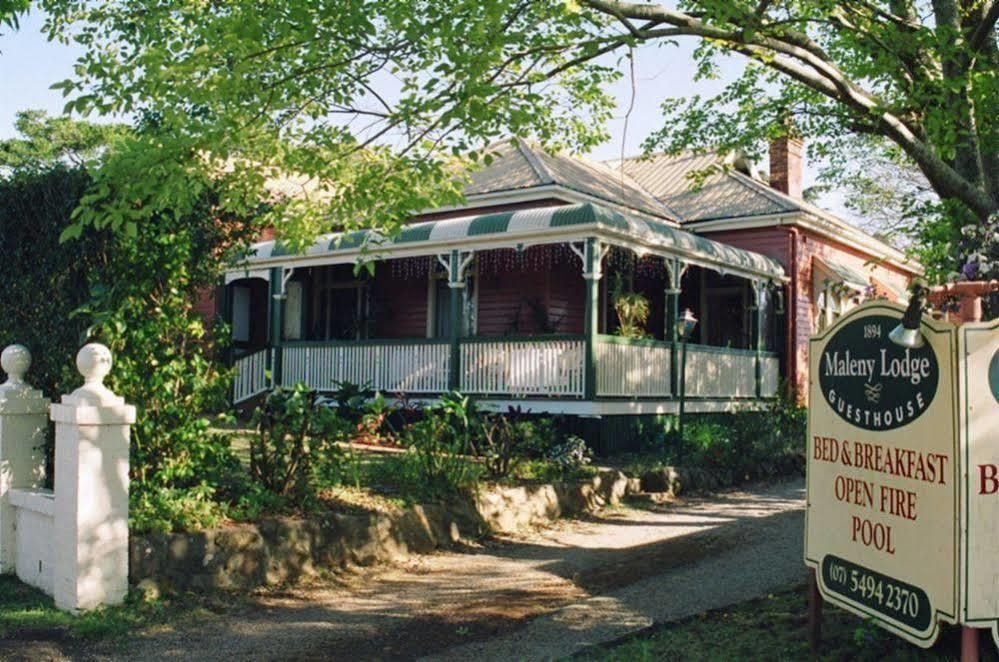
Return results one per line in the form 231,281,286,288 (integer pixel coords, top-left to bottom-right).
969,0,999,53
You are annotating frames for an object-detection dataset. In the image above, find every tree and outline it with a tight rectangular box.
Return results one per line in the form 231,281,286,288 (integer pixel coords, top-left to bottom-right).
38,0,997,274
39,0,620,249
0,0,28,32
582,1,997,225
0,109,128,173
0,112,259,531
578,0,998,276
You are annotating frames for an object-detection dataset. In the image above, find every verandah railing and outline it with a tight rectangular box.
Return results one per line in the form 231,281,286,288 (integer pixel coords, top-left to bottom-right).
232,337,780,403
459,336,585,397
282,339,450,393
232,348,271,403
595,335,672,397
682,344,780,398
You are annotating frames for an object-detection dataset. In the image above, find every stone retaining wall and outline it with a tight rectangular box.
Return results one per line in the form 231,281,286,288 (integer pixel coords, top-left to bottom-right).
130,470,636,592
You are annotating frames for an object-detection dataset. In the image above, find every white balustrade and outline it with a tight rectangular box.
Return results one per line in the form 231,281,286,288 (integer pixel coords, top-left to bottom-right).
683,345,758,398
595,339,672,397
282,342,450,393
1,343,135,613
232,348,271,403
460,339,584,397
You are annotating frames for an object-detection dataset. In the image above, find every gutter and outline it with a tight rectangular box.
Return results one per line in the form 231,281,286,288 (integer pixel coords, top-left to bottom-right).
786,224,801,397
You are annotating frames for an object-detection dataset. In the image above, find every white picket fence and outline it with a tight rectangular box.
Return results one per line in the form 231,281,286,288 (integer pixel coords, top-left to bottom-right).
232,348,271,403
595,338,672,397
460,338,585,397
282,341,450,393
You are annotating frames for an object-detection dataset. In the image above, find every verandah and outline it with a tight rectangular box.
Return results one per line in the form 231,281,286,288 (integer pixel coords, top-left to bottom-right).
224,203,785,407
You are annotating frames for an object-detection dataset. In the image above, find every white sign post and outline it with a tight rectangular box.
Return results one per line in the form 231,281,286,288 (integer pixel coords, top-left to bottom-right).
806,302,959,647
959,318,999,647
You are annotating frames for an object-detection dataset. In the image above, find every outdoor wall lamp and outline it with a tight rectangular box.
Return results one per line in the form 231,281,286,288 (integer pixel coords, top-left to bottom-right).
675,308,699,342
889,287,926,349
675,308,699,453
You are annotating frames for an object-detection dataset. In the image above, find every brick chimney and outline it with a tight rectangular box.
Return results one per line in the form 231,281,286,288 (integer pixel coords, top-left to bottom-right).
769,135,803,198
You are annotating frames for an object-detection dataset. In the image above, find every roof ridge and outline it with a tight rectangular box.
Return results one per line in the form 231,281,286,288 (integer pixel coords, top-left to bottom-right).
601,157,689,222
602,147,720,166
512,137,555,186
720,168,799,212
565,151,680,218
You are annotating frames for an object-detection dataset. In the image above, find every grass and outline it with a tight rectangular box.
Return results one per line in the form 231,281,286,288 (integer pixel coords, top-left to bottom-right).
0,576,213,643
575,585,998,661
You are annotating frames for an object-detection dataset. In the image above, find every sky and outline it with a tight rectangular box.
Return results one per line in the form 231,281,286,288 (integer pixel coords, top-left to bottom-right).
0,9,837,209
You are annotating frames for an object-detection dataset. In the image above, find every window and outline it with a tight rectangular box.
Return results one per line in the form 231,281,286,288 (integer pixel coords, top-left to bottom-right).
309,266,369,340
813,262,864,331
283,280,303,340
231,285,251,343
701,271,751,348
428,264,476,338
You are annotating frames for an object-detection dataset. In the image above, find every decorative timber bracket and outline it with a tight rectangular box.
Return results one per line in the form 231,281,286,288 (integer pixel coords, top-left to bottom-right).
569,240,610,281
664,257,689,295
271,267,296,300
437,251,475,288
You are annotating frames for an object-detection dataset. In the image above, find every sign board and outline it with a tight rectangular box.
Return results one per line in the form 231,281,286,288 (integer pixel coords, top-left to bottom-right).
806,302,959,647
959,318,999,646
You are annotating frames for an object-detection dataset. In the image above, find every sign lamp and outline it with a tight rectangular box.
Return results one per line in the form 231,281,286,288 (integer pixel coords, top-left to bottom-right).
675,308,699,341
889,288,926,349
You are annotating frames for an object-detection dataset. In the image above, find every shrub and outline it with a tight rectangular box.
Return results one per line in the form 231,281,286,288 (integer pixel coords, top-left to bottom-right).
400,400,483,498
621,388,807,484
475,408,559,479
546,435,593,474
401,419,481,498
130,484,231,534
249,383,349,503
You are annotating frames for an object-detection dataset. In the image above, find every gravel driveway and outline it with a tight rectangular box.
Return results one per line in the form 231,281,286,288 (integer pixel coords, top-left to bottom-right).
9,479,805,662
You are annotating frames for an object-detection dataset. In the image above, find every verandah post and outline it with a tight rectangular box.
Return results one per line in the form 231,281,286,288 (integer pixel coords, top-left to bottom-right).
582,238,601,400
447,249,463,391
268,266,284,387
753,281,765,398
666,258,682,398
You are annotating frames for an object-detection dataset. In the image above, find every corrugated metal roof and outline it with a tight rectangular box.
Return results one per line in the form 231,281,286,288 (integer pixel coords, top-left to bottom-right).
240,202,785,280
605,151,798,222
814,257,871,291
465,138,678,222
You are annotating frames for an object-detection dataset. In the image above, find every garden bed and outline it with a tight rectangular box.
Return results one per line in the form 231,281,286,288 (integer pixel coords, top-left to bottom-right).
130,469,636,593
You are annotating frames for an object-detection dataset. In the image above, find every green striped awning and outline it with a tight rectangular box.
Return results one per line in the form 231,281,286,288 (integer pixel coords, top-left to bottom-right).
239,203,785,280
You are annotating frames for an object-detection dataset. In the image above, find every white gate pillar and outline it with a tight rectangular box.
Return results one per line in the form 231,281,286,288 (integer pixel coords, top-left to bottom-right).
50,344,135,612
0,345,49,575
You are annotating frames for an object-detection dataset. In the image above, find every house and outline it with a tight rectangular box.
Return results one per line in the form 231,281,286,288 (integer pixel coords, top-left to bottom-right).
219,137,918,446
607,136,918,398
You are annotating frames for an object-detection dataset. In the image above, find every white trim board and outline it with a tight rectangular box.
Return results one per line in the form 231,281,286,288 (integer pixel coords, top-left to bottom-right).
690,211,921,275
363,397,770,416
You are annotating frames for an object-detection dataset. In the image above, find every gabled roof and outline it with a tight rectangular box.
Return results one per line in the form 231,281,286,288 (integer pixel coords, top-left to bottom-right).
233,202,785,282
604,151,798,222
606,149,919,274
464,138,679,222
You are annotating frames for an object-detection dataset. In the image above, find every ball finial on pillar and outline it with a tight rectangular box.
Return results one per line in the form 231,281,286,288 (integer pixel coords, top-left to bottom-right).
0,344,31,391
68,343,121,406
76,343,112,386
